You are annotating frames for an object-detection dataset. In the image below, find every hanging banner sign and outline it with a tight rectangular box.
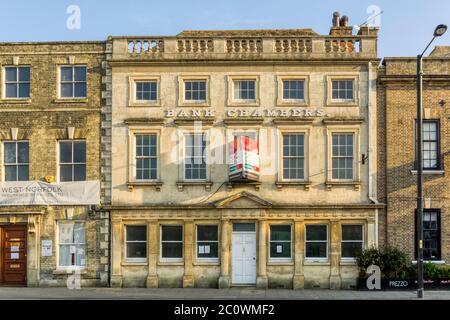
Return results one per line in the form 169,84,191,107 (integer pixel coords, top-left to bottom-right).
229,136,260,181
0,180,100,206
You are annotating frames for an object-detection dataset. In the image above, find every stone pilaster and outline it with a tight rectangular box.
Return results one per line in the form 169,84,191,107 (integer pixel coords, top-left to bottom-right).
218,219,231,288
146,220,159,288
256,220,268,289
329,220,341,289
293,219,305,289
110,218,123,287
183,220,195,288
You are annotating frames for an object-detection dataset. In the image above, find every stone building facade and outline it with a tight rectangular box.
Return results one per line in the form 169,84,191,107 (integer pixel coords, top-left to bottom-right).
0,42,109,286
106,16,382,289
379,46,450,264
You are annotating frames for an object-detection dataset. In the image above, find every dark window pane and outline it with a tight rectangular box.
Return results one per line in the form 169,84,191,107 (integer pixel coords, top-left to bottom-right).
306,225,327,241
4,143,16,163
73,164,86,181
18,67,30,81
197,242,218,258
306,242,327,258
162,243,183,258
4,166,17,181
126,226,147,241
61,83,73,97
18,83,30,98
59,142,72,163
5,67,17,82
232,223,255,232
342,225,363,241
73,141,86,163
74,83,86,97
270,225,291,241
197,225,218,241
60,165,73,182
127,243,147,258
270,242,291,258
60,67,73,81
17,142,29,163
74,67,87,81
342,242,362,258
162,225,182,241
17,165,29,181
5,83,17,98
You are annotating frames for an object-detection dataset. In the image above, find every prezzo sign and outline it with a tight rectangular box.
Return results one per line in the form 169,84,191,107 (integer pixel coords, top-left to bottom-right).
0,181,100,206
229,136,260,181
165,108,327,118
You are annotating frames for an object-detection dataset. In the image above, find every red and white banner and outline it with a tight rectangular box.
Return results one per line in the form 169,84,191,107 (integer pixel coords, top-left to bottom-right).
229,136,260,181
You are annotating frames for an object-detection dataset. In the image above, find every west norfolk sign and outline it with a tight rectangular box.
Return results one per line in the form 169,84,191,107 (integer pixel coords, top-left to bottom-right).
165,108,327,118
0,180,100,206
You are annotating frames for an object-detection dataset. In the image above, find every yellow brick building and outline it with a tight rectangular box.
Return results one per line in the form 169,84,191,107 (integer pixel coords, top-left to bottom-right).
105,18,382,289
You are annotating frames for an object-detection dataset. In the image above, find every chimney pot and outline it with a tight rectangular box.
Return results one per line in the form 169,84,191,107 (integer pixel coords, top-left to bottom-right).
340,15,349,27
332,11,340,27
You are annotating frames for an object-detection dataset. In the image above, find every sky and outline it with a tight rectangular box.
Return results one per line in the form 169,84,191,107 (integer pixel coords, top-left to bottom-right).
0,0,449,58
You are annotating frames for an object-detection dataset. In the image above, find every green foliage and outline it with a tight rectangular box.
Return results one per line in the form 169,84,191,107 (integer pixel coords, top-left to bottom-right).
382,247,408,278
356,247,450,279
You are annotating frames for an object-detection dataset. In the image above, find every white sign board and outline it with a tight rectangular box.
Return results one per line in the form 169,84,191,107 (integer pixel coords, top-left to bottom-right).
41,240,53,257
0,181,100,206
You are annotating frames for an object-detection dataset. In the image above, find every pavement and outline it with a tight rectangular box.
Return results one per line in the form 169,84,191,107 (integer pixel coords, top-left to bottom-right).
0,287,449,300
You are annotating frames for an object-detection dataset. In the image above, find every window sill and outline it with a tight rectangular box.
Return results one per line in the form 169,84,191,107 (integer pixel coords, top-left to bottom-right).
53,98,88,104
176,181,213,192
178,101,210,107
157,260,184,266
275,181,311,191
276,100,308,107
228,101,260,107
128,101,161,108
267,260,294,266
326,101,358,107
0,98,31,104
412,260,446,265
53,268,87,275
304,260,330,266
411,170,444,175
127,181,163,192
227,181,261,191
340,259,357,266
193,260,220,266
325,181,361,191
121,261,148,266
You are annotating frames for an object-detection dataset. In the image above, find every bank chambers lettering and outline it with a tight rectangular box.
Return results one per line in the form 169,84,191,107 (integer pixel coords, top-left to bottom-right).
165,108,327,118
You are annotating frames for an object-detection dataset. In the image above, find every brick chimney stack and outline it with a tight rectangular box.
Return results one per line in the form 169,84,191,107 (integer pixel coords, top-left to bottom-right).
329,12,353,36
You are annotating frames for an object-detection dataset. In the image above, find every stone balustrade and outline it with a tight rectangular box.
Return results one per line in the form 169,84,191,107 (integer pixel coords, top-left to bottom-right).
111,28,377,60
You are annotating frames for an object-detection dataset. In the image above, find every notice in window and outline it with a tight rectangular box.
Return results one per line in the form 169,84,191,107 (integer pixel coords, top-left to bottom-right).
204,245,210,254
276,245,283,253
199,246,205,254
70,246,77,254
11,253,19,259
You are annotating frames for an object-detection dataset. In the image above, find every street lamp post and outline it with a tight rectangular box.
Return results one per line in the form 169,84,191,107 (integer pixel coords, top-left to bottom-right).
416,24,447,299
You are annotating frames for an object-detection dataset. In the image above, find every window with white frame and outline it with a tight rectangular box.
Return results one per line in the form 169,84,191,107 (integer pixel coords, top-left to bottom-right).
3,141,29,181
184,80,206,102
135,134,157,180
331,79,354,101
59,140,86,182
282,134,305,180
135,81,157,102
282,80,304,100
184,133,206,180
125,225,147,261
269,225,292,259
305,225,328,259
4,66,30,99
331,133,354,180
196,225,218,260
161,225,183,260
341,225,364,259
58,222,86,268
233,79,256,101
417,120,440,170
60,66,87,98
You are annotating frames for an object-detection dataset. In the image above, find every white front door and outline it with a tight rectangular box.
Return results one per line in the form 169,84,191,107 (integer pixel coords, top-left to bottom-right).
232,231,257,284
